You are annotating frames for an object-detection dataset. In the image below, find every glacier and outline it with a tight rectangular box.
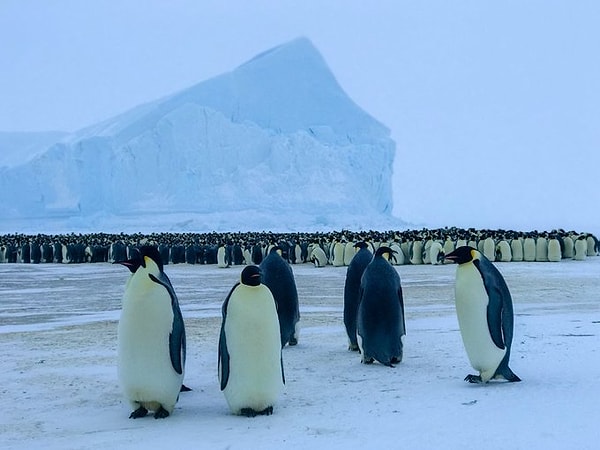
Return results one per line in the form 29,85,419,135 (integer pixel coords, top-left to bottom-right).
0,37,400,233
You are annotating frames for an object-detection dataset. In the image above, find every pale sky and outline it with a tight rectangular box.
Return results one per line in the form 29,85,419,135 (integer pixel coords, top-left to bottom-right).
1,0,599,233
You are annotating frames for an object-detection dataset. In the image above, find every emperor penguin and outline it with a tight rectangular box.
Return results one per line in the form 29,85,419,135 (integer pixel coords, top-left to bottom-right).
445,246,521,383
218,265,285,417
574,235,588,261
116,246,186,418
357,247,406,366
259,247,301,347
523,236,536,262
343,242,373,351
510,237,524,262
547,235,562,262
310,244,328,267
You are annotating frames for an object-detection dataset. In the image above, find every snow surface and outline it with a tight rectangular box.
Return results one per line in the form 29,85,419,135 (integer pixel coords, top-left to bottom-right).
0,38,398,234
1,258,599,449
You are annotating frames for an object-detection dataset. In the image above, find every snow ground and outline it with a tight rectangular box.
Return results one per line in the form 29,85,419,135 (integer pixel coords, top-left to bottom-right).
0,258,599,449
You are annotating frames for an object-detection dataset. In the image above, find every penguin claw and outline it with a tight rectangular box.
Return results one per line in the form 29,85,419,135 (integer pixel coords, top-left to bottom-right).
129,406,148,419
153,406,170,419
464,374,483,383
240,406,273,417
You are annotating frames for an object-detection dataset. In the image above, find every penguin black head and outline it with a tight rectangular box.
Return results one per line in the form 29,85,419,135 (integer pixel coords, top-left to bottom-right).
375,246,396,262
241,265,261,287
114,245,163,273
444,246,476,264
354,241,369,250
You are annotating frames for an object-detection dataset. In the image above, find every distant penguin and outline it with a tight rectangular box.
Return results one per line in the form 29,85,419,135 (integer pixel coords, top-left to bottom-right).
409,240,423,265
331,241,345,267
344,241,356,266
310,245,328,268
218,265,285,416
547,236,562,262
482,237,496,262
389,241,404,265
510,238,524,262
562,235,574,259
586,234,598,256
116,246,186,418
429,241,444,265
422,239,433,264
445,246,521,383
259,248,300,347
523,236,536,262
343,242,373,351
443,237,456,262
535,236,548,262
217,245,228,268
495,240,512,262
574,235,587,261
357,247,406,366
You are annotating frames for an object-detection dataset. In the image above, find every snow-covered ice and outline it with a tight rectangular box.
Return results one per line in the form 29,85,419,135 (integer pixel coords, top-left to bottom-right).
1,257,598,449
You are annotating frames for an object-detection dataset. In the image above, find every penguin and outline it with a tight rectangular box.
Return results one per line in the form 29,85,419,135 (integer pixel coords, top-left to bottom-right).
510,237,524,262
535,236,548,262
331,240,345,267
116,246,186,419
343,242,373,351
562,235,574,259
429,241,444,265
217,244,228,268
495,239,512,262
310,245,328,267
357,246,406,366
409,240,423,265
547,236,562,262
444,246,521,383
218,265,285,417
259,247,300,347
482,237,496,262
574,235,587,261
523,236,536,262
343,241,356,266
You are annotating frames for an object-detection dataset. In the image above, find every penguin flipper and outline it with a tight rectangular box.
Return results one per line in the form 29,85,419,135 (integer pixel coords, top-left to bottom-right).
218,285,236,391
169,304,185,375
218,323,230,390
474,259,507,350
149,273,185,375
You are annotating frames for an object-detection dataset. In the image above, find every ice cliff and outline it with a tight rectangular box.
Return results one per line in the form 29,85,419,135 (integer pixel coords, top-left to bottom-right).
0,37,398,233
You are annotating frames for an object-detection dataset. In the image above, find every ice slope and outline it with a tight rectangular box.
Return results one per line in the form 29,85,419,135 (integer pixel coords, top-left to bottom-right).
0,38,398,233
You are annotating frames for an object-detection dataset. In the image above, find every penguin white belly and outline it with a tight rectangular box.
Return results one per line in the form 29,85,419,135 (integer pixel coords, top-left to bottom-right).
223,286,283,414
118,287,181,413
455,264,506,382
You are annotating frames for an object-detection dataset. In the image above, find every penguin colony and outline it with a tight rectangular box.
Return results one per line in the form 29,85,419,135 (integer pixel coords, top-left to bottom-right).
4,227,597,417
0,227,597,265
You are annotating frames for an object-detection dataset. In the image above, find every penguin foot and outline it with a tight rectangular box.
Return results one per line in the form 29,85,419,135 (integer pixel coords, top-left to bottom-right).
348,343,360,352
240,406,273,417
260,406,273,416
464,374,483,384
361,356,374,364
154,406,170,419
240,408,257,417
180,384,192,392
288,337,298,346
129,406,148,419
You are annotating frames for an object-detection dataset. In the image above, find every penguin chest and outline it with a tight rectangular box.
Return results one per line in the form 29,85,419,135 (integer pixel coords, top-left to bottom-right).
455,264,506,378
118,282,181,406
223,286,283,411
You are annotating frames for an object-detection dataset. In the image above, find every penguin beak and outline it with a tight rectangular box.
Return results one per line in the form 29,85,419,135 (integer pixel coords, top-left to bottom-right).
444,254,458,263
